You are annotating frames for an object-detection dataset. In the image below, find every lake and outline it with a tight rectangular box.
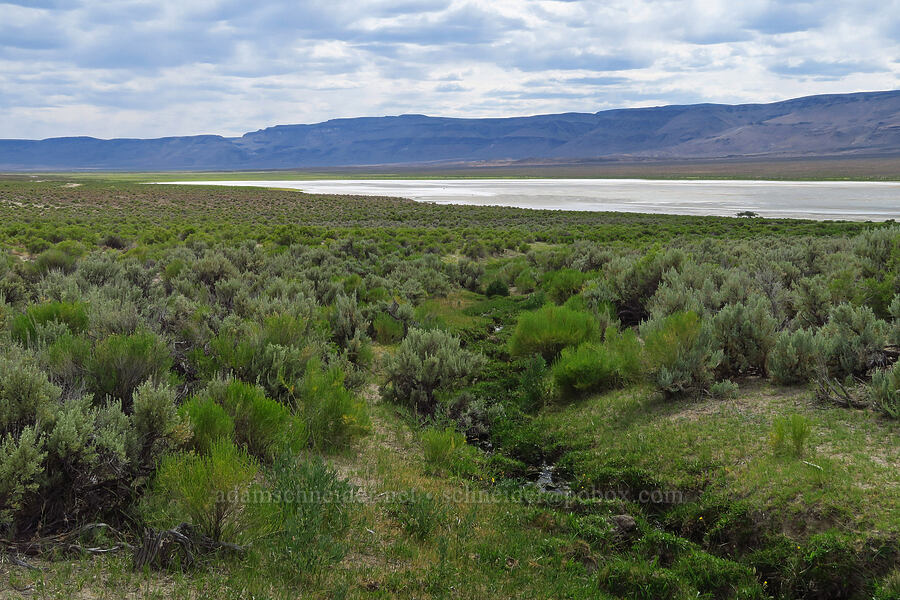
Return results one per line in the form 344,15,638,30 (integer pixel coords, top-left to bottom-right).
159,179,900,221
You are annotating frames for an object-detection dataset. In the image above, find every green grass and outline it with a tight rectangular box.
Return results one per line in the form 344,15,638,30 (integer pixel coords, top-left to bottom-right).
535,382,899,535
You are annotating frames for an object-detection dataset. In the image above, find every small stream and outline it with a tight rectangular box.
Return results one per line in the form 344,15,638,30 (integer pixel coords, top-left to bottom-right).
531,463,572,496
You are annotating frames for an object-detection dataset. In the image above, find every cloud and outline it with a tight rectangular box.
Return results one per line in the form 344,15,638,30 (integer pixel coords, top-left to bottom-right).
770,59,888,79
744,2,825,34
0,0,898,138
435,82,467,92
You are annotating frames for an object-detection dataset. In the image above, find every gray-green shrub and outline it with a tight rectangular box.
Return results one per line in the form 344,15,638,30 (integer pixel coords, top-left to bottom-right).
819,303,888,378
132,381,183,463
0,349,59,431
709,379,739,399
641,311,723,397
791,275,832,327
869,364,900,419
330,293,368,350
712,295,777,376
383,328,485,415
889,294,900,346
768,328,821,385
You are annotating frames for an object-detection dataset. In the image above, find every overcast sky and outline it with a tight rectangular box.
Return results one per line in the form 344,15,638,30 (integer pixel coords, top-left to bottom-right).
1,0,898,139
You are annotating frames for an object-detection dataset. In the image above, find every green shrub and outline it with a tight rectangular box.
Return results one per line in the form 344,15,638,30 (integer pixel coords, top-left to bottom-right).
206,379,306,460
0,349,60,431
768,328,821,385
373,312,405,345
712,296,777,376
180,396,235,455
508,305,598,361
869,363,900,419
513,269,537,293
819,303,888,378
709,379,739,399
149,439,260,542
641,311,722,397
484,279,509,297
770,414,812,458
10,301,89,345
383,328,485,415
34,248,76,275
41,333,90,391
132,381,183,464
88,331,173,404
551,328,641,398
542,268,586,304
293,361,369,451
518,354,548,412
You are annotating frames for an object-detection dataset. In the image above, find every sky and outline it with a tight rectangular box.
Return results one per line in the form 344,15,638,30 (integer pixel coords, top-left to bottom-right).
1,0,898,139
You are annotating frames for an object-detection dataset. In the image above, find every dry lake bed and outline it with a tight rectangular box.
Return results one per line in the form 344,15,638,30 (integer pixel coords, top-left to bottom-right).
159,179,900,221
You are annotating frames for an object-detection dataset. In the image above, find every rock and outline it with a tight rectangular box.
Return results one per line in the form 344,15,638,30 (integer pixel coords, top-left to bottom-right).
609,514,637,537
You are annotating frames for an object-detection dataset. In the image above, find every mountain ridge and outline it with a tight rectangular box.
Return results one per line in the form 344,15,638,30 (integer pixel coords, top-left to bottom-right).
2,90,899,170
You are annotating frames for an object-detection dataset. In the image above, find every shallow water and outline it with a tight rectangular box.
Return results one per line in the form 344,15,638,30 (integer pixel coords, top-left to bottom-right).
158,179,900,221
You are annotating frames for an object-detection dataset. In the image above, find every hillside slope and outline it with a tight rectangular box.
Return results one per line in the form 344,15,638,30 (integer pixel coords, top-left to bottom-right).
1,90,898,170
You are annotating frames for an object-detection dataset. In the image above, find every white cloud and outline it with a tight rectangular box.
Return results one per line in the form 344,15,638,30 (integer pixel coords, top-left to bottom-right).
0,0,898,138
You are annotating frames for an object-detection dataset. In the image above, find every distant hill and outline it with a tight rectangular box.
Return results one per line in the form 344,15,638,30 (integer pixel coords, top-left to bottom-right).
2,90,899,170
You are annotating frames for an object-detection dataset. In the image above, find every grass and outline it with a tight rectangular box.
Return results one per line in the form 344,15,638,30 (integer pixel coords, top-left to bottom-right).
413,290,486,331
535,382,899,536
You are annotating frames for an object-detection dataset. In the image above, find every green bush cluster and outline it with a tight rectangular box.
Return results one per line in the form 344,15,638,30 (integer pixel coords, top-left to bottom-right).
508,304,599,361
292,360,370,451
551,327,641,398
9,301,88,345
148,439,260,542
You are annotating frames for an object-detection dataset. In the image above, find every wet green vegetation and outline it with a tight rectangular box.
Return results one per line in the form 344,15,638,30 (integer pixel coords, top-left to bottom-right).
0,177,898,599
